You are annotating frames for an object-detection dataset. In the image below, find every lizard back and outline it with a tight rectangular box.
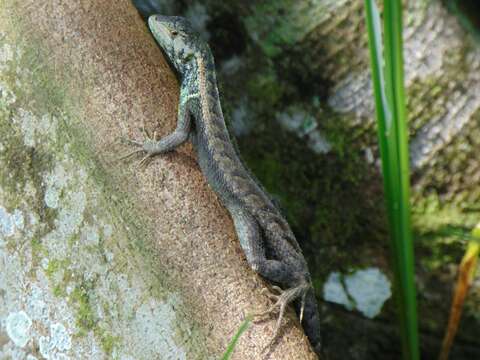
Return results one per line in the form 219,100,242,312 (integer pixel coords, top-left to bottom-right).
191,51,302,255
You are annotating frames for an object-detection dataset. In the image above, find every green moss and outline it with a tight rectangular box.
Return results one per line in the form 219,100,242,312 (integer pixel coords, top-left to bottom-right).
0,119,54,215
96,330,118,355
0,110,55,264
243,0,358,59
45,259,61,277
71,283,96,333
411,109,480,210
53,284,66,297
243,1,297,57
412,192,479,271
0,29,64,243
407,77,446,137
246,67,284,109
31,238,44,255
45,258,73,298
71,283,119,354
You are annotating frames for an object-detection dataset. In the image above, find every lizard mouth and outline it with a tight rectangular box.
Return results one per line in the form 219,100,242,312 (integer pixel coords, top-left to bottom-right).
148,15,174,49
148,15,183,78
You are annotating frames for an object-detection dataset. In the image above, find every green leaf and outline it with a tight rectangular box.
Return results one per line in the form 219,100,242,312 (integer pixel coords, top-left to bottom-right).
221,316,252,360
364,1,420,359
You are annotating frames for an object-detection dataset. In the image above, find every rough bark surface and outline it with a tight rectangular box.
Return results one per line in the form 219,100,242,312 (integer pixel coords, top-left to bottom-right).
0,1,318,359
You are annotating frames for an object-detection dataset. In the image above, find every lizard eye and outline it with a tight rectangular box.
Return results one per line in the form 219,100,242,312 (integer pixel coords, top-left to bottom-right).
183,53,194,62
170,30,179,36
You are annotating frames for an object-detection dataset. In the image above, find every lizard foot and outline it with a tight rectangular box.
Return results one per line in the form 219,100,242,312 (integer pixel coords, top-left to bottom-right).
118,126,159,168
252,283,310,353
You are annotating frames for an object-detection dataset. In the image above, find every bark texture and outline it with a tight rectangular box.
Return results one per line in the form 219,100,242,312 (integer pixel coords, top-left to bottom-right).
0,1,318,359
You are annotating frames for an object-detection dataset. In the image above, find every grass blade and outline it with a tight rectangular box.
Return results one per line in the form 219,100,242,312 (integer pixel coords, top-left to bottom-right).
221,315,252,360
439,223,480,360
364,1,420,359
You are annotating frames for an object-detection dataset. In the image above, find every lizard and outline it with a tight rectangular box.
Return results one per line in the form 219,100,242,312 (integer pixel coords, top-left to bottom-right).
124,14,322,356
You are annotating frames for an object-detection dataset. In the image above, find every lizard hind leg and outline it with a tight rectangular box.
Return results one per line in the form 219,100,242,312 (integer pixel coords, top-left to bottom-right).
229,205,310,352
253,283,310,352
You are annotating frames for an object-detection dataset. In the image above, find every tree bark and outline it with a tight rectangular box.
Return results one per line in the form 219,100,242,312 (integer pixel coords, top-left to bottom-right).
0,1,318,359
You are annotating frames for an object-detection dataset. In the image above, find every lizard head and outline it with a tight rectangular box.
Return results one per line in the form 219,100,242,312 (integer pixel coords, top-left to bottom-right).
148,15,207,75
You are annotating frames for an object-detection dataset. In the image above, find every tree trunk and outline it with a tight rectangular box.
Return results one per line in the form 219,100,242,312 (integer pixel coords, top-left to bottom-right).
0,1,318,359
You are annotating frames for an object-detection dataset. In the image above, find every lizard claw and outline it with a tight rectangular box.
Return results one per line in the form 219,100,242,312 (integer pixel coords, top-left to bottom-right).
259,285,282,301
118,148,144,161
137,153,153,168
120,137,144,147
118,127,157,166
252,283,310,353
299,290,307,324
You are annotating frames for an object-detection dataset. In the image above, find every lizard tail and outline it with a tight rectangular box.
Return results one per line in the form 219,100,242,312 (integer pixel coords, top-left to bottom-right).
300,287,322,355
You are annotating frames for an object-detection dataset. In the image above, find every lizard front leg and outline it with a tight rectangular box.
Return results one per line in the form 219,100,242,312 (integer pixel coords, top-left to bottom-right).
122,86,197,163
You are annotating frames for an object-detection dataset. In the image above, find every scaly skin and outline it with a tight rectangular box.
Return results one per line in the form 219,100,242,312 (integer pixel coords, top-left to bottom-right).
126,15,322,355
